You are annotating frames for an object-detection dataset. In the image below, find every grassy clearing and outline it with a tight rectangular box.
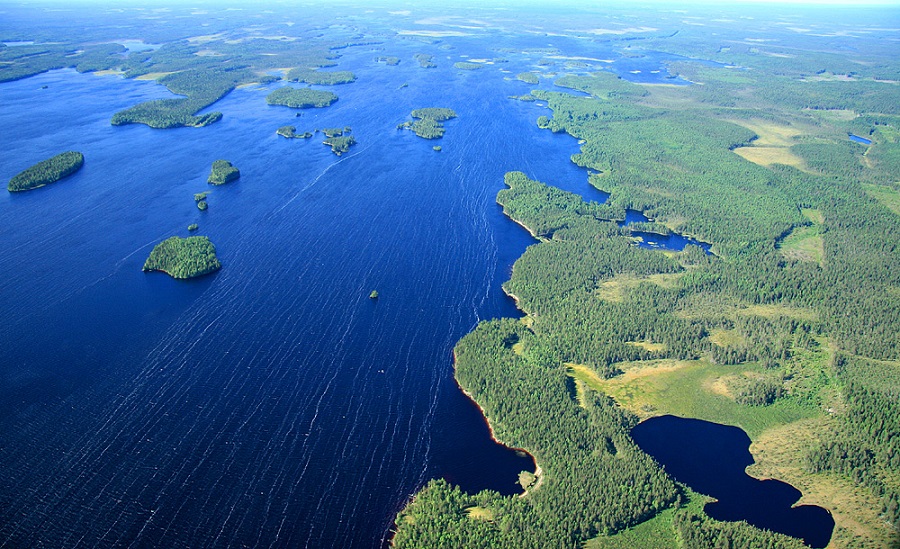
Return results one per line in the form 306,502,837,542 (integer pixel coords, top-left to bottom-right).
727,119,813,170
727,119,803,147
585,506,678,549
748,417,898,549
677,293,819,323
627,341,667,352
708,328,746,348
801,208,825,224
862,183,900,216
779,225,825,266
733,146,808,170
595,273,683,302
465,506,495,521
575,359,817,438
134,71,176,81
741,303,819,321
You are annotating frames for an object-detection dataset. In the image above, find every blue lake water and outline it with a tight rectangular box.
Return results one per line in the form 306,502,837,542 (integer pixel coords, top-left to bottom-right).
849,133,872,145
0,25,715,549
631,415,834,548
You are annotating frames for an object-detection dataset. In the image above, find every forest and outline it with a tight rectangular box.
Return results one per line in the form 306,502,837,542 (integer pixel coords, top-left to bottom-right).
142,236,221,279
8,151,84,192
393,22,900,549
266,87,338,109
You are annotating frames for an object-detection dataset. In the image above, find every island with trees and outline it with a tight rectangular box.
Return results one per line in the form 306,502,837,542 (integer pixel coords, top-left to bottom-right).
286,68,356,85
8,151,84,192
414,54,437,68
277,126,313,139
375,56,400,66
142,236,221,279
323,135,356,156
207,160,240,186
398,108,458,140
266,87,338,109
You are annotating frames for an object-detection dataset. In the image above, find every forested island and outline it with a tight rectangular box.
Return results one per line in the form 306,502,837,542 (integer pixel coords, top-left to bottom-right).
142,236,221,279
266,87,338,109
287,68,356,85
8,151,84,192
323,135,356,156
276,126,313,139
207,160,240,186
399,108,458,139
454,61,482,70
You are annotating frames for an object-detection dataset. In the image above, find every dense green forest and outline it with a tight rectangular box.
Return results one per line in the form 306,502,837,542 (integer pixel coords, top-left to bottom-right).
323,135,356,155
394,25,900,547
286,68,356,85
207,160,240,186
8,151,84,192
266,87,338,109
142,236,221,279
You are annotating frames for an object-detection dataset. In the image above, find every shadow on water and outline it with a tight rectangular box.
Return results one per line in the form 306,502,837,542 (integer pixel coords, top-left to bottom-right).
631,415,834,548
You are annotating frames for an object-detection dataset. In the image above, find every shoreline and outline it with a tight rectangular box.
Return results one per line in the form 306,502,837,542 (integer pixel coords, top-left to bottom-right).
452,349,543,496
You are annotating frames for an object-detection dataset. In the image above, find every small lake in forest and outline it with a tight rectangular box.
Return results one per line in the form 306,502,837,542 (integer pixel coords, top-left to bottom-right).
631,415,834,548
849,134,872,145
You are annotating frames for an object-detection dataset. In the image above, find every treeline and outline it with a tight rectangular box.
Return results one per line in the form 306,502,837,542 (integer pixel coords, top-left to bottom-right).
142,236,221,279
673,509,806,549
8,151,84,192
806,354,900,531
393,318,678,548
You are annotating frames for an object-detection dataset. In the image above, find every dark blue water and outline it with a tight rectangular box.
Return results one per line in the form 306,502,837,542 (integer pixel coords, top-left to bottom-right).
849,133,872,145
631,415,834,548
0,35,590,547
0,8,724,546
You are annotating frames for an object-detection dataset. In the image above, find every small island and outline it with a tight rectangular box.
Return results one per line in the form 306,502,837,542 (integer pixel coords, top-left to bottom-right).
266,87,338,109
208,160,240,185
375,56,400,66
516,72,540,84
8,151,84,192
399,108,458,139
187,223,199,231
323,134,356,156
414,53,437,68
277,126,313,139
454,61,482,70
142,235,221,279
369,290,379,299
194,191,209,210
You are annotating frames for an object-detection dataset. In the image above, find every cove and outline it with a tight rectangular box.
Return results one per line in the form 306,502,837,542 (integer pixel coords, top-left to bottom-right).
631,415,834,548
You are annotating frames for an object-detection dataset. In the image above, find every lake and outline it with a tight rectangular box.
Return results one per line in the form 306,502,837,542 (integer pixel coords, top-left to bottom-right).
631,415,834,548
0,11,721,549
